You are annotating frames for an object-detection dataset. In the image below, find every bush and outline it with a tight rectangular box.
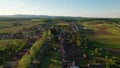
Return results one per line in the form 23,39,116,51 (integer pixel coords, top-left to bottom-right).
17,31,49,68
17,55,32,68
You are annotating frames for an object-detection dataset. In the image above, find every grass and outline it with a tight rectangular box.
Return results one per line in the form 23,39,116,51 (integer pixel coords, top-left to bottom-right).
84,23,120,48
0,39,22,46
55,22,70,26
94,40,120,48
107,28,120,35
84,22,120,42
40,52,61,68
40,42,61,68
49,52,61,68
40,56,51,68
95,35,120,40
0,20,40,33
0,21,13,26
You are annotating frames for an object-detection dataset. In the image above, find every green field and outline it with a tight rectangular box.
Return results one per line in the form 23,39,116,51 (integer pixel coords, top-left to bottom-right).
0,39,22,46
94,40,120,48
80,21,120,58
0,20,41,33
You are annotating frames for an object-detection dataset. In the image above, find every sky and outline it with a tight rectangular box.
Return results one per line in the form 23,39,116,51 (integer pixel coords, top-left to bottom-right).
0,0,120,18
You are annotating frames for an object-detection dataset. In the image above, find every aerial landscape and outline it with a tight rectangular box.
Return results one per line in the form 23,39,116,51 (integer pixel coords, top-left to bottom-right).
0,0,120,68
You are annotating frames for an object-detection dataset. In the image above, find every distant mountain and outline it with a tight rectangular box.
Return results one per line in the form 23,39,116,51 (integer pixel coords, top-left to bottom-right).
0,14,81,18
0,14,52,18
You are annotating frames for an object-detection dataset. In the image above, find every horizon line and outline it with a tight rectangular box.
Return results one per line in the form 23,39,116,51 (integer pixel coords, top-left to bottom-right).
0,14,120,18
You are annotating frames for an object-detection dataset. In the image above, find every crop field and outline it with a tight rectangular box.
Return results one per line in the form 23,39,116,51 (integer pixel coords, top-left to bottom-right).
0,20,42,33
80,20,120,58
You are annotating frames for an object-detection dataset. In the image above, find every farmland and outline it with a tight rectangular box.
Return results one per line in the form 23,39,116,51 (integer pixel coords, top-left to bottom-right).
0,17,120,68
80,19,120,58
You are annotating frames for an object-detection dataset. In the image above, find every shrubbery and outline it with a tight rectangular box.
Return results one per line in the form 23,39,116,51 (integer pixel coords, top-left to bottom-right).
17,31,48,68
